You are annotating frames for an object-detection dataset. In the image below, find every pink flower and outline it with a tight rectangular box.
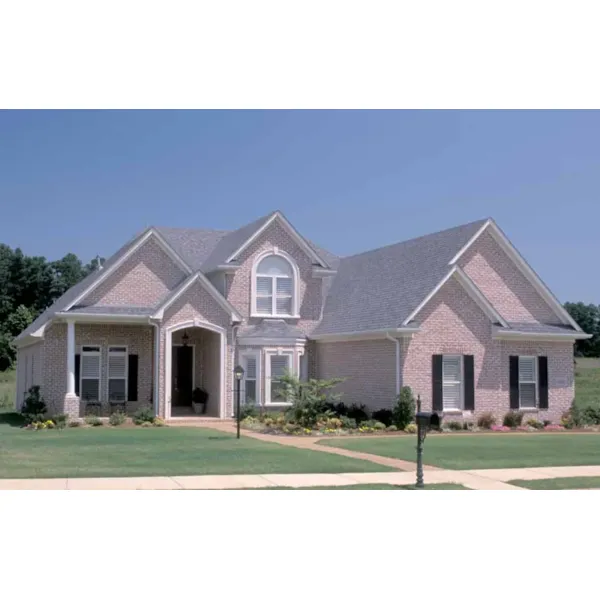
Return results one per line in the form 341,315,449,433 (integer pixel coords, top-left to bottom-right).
490,425,510,432
544,424,564,431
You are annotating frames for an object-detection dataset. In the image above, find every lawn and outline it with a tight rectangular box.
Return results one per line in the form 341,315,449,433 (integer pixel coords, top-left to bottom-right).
241,483,468,490
507,476,600,490
319,433,600,470
0,370,15,411
0,415,393,479
574,358,600,411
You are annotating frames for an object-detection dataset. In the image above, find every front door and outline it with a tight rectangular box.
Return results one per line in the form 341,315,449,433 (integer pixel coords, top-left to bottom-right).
172,345,193,406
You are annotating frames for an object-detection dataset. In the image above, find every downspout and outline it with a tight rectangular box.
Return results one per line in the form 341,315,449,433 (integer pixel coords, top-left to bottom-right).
149,319,160,417
385,333,401,396
230,321,241,418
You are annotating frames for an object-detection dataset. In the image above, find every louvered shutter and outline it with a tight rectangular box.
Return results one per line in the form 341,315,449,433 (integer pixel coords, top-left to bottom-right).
432,355,443,411
244,356,257,404
509,356,519,409
108,347,127,402
128,355,138,403
463,355,475,411
538,356,548,409
75,354,81,396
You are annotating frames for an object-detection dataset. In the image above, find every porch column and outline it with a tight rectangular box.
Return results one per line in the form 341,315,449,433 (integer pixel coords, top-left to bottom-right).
66,319,77,397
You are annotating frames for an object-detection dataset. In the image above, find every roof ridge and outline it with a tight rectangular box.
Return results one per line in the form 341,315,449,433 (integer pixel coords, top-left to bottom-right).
340,218,490,261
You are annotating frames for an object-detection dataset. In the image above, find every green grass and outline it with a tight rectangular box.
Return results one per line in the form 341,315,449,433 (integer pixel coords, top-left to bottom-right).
240,483,468,490
319,433,600,470
574,358,600,411
0,370,15,412
507,476,600,490
0,414,393,479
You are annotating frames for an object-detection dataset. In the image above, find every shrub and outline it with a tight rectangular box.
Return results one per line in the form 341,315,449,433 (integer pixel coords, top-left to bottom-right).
372,409,393,427
477,412,496,429
361,419,386,430
543,420,551,427
526,418,544,430
240,404,259,420
347,403,370,424
85,415,103,427
153,417,166,427
386,425,398,432
340,416,357,429
582,405,600,425
392,386,415,430
53,414,69,429
109,411,126,426
68,420,81,427
140,421,153,428
503,411,524,428
447,420,463,431
21,386,47,424
45,420,55,429
133,406,155,425
404,423,417,434
462,421,474,431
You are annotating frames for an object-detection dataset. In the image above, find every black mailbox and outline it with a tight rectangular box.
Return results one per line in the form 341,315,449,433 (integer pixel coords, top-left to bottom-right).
416,411,432,430
429,412,440,430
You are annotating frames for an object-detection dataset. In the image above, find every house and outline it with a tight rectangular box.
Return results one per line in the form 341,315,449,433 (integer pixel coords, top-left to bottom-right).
14,211,589,423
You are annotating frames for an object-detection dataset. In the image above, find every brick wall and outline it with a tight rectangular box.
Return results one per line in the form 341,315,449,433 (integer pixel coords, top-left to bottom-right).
459,229,561,324
82,237,187,308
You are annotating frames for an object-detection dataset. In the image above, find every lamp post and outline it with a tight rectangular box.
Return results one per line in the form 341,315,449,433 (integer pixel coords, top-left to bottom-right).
234,365,244,439
415,395,432,489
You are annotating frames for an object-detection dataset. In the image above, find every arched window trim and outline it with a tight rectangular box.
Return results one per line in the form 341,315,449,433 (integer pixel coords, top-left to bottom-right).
250,249,300,318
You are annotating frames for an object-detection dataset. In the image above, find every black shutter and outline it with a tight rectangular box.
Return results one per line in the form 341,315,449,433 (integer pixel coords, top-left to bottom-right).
75,354,81,396
509,355,519,409
538,356,549,409
432,354,443,412
128,354,138,402
463,355,475,411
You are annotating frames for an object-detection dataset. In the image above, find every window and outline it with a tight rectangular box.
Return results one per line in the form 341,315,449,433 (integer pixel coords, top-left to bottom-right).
108,346,128,402
80,345,101,402
266,351,294,404
241,352,259,405
442,355,463,410
519,356,537,408
254,254,296,316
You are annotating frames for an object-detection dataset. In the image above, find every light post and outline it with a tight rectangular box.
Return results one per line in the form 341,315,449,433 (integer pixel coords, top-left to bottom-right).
415,395,432,489
234,365,244,439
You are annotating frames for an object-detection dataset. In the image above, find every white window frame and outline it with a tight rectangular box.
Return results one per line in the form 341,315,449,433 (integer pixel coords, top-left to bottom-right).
108,345,128,402
442,354,464,412
80,344,102,403
251,249,300,318
240,351,261,406
265,349,295,405
518,355,538,409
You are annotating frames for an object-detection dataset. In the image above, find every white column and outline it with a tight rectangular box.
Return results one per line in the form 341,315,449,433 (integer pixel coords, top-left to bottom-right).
66,319,76,396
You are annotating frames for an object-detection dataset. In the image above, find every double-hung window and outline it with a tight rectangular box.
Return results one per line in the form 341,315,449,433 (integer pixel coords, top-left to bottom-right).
442,355,463,410
108,346,128,402
518,356,537,408
266,350,294,404
254,254,295,317
80,345,101,402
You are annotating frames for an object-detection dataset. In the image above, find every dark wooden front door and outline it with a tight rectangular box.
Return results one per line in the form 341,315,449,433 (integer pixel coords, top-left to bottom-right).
172,345,193,406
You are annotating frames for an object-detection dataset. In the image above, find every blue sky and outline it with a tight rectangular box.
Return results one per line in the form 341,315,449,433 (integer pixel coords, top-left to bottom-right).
0,110,597,302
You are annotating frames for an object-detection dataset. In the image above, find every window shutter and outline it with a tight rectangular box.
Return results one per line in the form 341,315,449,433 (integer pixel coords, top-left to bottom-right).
432,354,443,412
463,355,475,411
509,355,519,409
128,354,138,402
538,356,548,409
75,354,80,396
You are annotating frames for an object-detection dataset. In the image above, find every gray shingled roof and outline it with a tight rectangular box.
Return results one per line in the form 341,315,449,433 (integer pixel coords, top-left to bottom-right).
313,219,489,336
238,319,306,340
66,306,155,316
494,322,577,334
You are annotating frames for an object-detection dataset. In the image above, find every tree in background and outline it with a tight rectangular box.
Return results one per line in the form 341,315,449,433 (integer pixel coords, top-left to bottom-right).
564,302,600,357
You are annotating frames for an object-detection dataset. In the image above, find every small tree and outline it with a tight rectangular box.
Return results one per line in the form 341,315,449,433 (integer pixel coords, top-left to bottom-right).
21,385,47,424
392,386,415,430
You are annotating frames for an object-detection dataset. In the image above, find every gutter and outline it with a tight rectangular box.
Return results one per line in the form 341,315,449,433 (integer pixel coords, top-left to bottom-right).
385,333,401,395
148,318,160,417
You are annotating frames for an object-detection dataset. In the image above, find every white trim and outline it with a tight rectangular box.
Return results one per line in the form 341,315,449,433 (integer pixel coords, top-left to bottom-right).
152,272,242,322
250,249,300,318
311,327,420,343
238,337,306,346
172,342,196,391
164,320,226,419
493,330,589,342
311,267,337,278
264,348,295,406
226,211,329,268
107,345,128,403
402,268,457,326
385,333,401,395
152,322,160,416
65,228,192,311
79,343,102,403
56,312,150,323
239,350,261,406
449,219,582,331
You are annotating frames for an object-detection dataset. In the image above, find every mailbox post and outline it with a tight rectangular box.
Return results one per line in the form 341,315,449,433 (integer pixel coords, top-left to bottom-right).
415,396,432,489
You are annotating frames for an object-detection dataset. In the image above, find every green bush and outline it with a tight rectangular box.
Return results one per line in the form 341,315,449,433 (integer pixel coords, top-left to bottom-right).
84,415,103,427
68,420,81,428
140,421,153,428
361,419,386,430
372,409,393,427
526,418,544,430
240,404,259,420
462,421,474,431
582,405,600,425
392,386,415,430
447,420,463,431
477,412,496,429
340,416,357,429
503,411,524,428
109,411,126,426
52,413,69,429
21,386,47,424
133,406,155,425
404,423,417,434
153,417,166,427
386,425,398,432
347,403,370,424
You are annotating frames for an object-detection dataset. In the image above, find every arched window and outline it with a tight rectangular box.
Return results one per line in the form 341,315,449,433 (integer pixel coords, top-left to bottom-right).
254,254,297,316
